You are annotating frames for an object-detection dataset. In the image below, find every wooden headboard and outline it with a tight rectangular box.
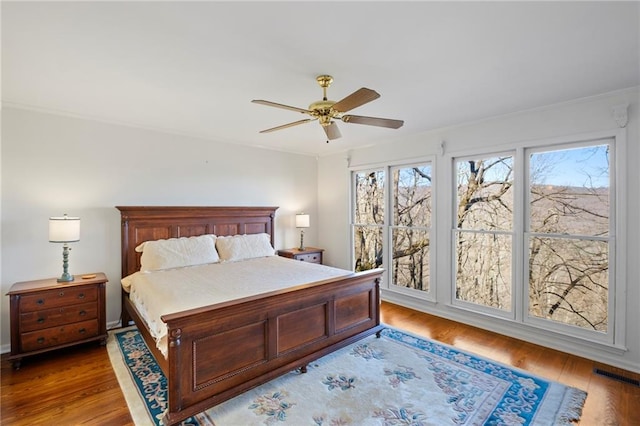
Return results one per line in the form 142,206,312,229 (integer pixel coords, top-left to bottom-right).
116,206,278,278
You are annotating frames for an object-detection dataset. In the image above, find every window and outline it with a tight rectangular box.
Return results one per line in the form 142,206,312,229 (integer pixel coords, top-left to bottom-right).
391,164,432,293
352,161,434,297
526,143,611,333
454,155,514,313
350,131,621,346
452,137,616,342
353,170,385,272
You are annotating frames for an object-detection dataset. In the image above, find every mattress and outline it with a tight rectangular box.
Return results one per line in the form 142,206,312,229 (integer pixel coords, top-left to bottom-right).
122,255,353,357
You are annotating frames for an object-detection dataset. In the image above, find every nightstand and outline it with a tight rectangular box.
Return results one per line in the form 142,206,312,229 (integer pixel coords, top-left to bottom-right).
277,247,324,264
7,273,108,369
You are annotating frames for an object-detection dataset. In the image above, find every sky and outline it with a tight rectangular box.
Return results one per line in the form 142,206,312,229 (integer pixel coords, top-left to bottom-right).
530,144,609,188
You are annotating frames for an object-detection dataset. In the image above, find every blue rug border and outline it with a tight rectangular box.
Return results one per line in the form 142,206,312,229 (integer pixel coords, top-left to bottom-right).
115,328,170,425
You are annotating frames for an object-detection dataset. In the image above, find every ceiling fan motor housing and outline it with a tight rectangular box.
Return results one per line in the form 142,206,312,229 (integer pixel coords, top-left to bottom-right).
309,99,338,126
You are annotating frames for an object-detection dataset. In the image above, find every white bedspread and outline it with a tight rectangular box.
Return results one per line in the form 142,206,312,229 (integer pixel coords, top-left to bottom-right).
122,256,353,357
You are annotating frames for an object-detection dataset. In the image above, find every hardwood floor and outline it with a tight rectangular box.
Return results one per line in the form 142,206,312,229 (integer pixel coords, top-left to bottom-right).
1,339,133,425
2,301,639,425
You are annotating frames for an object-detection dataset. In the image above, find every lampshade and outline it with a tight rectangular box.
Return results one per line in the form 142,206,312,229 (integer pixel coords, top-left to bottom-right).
295,213,310,228
49,215,80,243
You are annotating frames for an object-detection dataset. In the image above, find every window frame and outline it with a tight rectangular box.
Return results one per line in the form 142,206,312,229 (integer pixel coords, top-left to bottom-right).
350,156,436,302
388,161,435,300
523,137,617,344
351,167,386,274
447,129,626,348
451,150,517,320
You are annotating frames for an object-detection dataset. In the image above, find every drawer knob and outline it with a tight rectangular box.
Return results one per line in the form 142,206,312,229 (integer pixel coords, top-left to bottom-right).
36,299,44,305
37,317,45,324
79,310,87,316
79,328,86,334
37,337,45,344
58,291,65,297
78,293,85,299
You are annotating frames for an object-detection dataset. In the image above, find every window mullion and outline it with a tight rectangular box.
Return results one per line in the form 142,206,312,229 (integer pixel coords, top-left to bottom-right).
514,146,525,323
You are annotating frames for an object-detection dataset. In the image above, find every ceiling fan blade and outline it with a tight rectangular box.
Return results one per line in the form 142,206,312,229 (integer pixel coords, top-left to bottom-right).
259,119,313,133
331,88,380,113
323,122,342,140
341,114,404,129
252,99,311,114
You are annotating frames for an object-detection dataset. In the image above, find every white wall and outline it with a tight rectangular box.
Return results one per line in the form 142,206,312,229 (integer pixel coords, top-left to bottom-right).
1,107,319,352
318,88,640,373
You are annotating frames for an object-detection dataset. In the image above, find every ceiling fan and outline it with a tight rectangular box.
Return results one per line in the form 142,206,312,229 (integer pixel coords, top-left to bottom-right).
252,75,404,141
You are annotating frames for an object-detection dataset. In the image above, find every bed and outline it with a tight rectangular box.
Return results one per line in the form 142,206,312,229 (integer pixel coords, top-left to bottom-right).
116,206,383,425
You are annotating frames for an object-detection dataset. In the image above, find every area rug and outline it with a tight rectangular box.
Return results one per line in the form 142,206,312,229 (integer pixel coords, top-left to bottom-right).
106,326,587,426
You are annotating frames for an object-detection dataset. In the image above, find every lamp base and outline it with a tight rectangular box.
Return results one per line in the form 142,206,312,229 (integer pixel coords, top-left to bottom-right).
57,243,74,282
298,229,305,251
57,272,74,283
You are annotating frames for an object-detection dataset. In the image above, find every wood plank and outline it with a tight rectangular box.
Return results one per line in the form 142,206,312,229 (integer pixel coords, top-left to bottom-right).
1,341,133,425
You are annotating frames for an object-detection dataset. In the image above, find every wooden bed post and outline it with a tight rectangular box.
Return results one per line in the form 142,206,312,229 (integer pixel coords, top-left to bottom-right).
120,216,133,326
164,327,183,424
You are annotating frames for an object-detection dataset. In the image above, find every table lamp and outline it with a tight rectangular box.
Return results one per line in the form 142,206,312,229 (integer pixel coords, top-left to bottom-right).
295,213,310,251
49,214,80,282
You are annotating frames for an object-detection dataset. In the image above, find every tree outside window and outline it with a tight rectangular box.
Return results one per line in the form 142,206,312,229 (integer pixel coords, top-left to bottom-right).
455,155,514,312
353,170,385,272
452,143,611,333
352,135,616,343
353,163,433,295
391,164,432,292
527,144,610,332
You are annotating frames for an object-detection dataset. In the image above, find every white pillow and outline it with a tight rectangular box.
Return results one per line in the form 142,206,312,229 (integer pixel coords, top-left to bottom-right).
135,234,219,271
215,233,275,262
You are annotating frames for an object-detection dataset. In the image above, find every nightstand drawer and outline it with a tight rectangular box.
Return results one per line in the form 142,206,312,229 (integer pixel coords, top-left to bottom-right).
20,286,97,312
19,302,98,332
296,253,322,263
20,319,99,352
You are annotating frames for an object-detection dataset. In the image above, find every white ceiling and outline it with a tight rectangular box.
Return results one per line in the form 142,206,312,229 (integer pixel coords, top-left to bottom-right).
3,1,639,156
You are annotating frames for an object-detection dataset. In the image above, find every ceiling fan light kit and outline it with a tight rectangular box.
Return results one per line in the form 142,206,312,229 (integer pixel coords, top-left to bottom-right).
252,75,404,141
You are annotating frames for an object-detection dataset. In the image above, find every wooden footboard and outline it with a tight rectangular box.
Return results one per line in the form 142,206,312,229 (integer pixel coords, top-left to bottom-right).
159,269,382,425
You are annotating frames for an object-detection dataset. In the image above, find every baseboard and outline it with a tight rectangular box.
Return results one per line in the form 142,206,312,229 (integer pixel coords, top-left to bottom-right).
107,319,122,330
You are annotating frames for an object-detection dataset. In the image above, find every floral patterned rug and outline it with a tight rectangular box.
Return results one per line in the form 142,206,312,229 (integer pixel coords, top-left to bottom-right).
107,326,586,425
